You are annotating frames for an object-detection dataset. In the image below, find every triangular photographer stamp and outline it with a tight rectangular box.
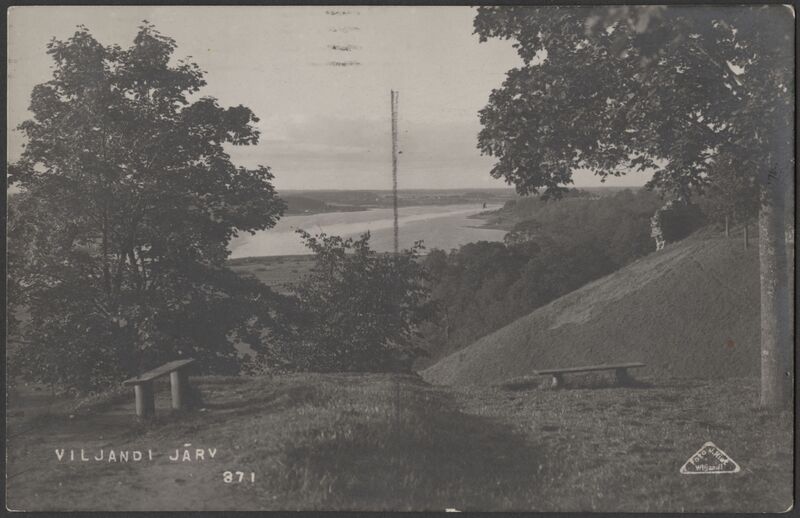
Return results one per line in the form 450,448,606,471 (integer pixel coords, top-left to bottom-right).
680,442,741,474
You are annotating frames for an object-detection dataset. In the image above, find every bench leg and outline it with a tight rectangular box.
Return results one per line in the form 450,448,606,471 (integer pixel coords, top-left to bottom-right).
134,382,155,418
551,373,564,389
615,368,633,386
170,370,188,410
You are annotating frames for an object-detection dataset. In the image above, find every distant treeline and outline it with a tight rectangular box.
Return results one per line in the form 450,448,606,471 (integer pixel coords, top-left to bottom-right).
282,195,363,215
280,189,518,213
418,188,679,365
282,188,645,215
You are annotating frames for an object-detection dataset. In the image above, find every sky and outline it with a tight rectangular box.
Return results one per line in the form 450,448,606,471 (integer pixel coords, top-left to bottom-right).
7,6,648,191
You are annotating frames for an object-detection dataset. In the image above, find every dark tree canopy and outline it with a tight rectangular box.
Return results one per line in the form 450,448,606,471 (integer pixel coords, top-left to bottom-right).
8,24,287,390
475,5,793,199
702,153,760,225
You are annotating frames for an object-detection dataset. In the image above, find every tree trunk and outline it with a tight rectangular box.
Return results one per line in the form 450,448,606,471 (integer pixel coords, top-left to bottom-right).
113,252,126,295
724,215,729,237
443,307,450,342
743,224,749,249
758,174,792,409
102,210,111,294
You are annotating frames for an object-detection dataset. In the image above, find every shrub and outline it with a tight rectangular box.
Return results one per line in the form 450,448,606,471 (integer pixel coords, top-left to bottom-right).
278,231,434,373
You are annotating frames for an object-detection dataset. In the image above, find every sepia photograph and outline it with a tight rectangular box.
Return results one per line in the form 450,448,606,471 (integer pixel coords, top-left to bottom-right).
5,4,795,512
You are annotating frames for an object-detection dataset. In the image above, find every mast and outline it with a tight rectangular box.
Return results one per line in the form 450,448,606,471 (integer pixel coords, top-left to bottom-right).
391,90,399,254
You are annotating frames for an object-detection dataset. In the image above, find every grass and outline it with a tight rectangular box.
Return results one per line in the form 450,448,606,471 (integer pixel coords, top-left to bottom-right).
423,234,761,385
8,373,545,511
457,376,793,512
67,385,131,416
6,373,792,512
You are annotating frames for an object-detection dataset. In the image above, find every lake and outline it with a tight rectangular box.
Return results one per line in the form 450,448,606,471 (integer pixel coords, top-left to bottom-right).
229,204,507,258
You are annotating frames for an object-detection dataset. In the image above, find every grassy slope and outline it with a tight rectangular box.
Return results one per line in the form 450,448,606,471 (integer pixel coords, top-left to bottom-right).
7,373,791,512
422,233,761,386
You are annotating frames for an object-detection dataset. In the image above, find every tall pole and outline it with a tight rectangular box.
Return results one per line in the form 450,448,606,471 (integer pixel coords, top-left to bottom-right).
391,90,399,254
391,91,402,428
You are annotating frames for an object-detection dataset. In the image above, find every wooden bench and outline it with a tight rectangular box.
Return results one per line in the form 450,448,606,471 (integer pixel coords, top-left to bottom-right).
123,359,195,418
537,362,645,388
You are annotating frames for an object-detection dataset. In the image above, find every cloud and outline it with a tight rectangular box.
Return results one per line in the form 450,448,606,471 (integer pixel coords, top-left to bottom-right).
236,114,486,167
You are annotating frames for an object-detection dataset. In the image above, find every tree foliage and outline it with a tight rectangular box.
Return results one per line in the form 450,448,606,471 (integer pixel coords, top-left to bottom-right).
701,153,760,226
474,5,793,407
8,23,287,391
279,231,433,373
475,5,793,199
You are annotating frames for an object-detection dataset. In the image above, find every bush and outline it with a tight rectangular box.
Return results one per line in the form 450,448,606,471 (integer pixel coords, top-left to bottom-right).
658,203,705,243
277,231,434,373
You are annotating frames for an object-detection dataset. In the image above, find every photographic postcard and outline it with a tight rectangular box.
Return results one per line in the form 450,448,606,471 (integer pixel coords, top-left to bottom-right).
5,4,795,512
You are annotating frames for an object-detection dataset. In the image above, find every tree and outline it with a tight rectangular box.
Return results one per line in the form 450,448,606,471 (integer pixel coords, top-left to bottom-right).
8,23,287,391
702,153,760,236
281,231,432,373
474,6,793,407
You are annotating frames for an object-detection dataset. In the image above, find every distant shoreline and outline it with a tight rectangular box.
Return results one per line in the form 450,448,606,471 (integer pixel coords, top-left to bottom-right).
279,189,517,216
227,203,502,269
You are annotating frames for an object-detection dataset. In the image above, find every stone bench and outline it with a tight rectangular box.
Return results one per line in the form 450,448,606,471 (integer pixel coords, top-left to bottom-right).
123,359,195,418
537,362,646,388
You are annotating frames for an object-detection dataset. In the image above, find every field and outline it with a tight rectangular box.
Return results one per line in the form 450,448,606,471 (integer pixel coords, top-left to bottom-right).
228,255,315,292
6,373,792,512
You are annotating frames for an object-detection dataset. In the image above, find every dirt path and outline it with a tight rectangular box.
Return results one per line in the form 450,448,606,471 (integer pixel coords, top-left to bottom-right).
6,381,267,511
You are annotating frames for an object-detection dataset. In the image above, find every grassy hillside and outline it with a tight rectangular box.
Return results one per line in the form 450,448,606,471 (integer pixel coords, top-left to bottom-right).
422,232,760,386
418,188,669,365
7,373,791,511
479,188,659,231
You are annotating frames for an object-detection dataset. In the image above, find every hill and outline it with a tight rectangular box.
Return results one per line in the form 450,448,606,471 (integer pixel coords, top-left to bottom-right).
418,188,663,362
422,232,760,386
